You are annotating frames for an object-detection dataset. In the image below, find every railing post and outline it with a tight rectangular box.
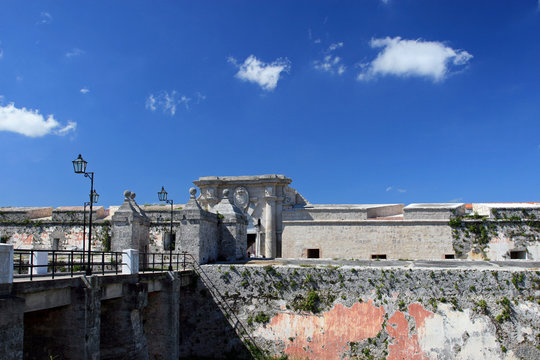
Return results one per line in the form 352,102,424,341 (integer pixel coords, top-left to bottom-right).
0,244,14,284
182,251,186,270
31,250,48,276
70,250,74,277
122,249,139,274
51,251,56,279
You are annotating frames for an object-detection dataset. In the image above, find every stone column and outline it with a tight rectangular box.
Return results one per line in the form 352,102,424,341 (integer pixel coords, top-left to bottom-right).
275,197,283,258
264,186,276,258
122,249,139,274
178,188,219,264
0,244,13,284
255,223,261,258
112,190,150,254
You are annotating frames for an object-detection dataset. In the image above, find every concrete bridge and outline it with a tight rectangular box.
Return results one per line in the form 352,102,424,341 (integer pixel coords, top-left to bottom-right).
1,269,194,360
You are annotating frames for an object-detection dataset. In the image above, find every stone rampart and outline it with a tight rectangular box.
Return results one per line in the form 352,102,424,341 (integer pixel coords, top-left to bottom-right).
282,220,455,260
182,262,540,360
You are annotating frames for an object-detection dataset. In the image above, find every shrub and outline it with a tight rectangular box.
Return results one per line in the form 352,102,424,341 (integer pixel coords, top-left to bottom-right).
254,312,269,324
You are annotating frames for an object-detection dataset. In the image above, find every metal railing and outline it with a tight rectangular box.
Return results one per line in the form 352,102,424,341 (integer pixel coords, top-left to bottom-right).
14,249,124,280
139,251,189,273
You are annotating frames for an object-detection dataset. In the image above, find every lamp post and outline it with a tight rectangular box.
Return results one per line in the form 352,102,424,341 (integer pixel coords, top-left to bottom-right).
73,154,97,275
82,190,99,272
158,186,174,271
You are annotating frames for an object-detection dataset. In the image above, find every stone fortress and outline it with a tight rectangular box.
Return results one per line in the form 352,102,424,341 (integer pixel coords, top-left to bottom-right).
1,174,540,262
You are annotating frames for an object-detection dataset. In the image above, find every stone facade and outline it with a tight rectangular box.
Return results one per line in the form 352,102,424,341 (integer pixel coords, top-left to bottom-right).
194,175,307,258
1,174,540,262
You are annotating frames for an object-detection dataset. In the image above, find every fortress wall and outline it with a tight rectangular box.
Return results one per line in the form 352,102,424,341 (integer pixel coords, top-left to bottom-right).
0,208,53,222
281,220,454,260
183,264,540,360
0,222,110,251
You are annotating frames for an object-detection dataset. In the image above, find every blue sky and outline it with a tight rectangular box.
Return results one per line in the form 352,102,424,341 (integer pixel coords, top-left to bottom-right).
1,1,539,207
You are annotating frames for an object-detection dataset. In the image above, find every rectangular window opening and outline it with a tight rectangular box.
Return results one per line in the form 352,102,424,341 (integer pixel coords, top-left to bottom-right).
371,254,387,260
163,232,176,251
52,238,60,250
510,250,526,260
444,254,455,259
307,249,320,258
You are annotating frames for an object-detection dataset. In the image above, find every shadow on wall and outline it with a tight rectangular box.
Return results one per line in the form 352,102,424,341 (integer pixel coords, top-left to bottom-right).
179,277,253,360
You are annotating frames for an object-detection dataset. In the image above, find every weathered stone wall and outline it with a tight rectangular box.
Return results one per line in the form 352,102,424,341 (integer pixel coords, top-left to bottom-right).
0,222,111,251
282,220,455,260
0,207,53,222
403,204,466,220
183,263,540,360
450,218,540,260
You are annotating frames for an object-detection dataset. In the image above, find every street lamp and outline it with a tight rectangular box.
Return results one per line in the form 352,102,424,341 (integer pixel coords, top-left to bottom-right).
158,186,174,271
82,190,99,272
73,154,96,275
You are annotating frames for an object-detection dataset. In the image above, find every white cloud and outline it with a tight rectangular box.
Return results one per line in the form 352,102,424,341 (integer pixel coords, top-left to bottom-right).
195,92,206,104
56,121,77,135
145,91,193,116
65,48,85,58
314,42,346,75
386,185,407,193
357,37,472,82
314,55,346,75
146,94,156,111
0,102,76,137
80,88,90,94
328,42,344,51
449,197,463,203
229,55,290,91
37,11,53,25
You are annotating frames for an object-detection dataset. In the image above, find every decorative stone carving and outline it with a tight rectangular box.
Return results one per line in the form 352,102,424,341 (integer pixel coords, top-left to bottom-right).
205,187,216,200
265,186,274,197
233,187,249,211
283,186,296,205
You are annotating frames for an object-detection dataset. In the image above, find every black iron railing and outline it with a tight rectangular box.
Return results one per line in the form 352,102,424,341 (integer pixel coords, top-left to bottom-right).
13,249,124,280
139,251,189,273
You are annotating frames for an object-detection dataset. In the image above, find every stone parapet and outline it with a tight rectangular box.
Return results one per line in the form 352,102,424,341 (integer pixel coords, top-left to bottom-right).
403,203,466,220
0,207,53,222
51,206,105,222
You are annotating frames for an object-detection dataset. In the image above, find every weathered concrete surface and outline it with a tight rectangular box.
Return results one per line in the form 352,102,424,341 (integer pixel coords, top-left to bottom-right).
0,295,24,360
184,262,540,359
2,271,193,360
255,300,385,358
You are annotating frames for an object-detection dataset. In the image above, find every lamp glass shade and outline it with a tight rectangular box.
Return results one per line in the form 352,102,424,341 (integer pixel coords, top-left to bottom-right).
158,186,168,202
72,154,87,174
91,190,99,204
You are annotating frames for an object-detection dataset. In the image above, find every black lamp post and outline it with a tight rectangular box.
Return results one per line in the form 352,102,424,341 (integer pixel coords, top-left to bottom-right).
158,186,174,271
73,154,96,276
82,190,99,272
